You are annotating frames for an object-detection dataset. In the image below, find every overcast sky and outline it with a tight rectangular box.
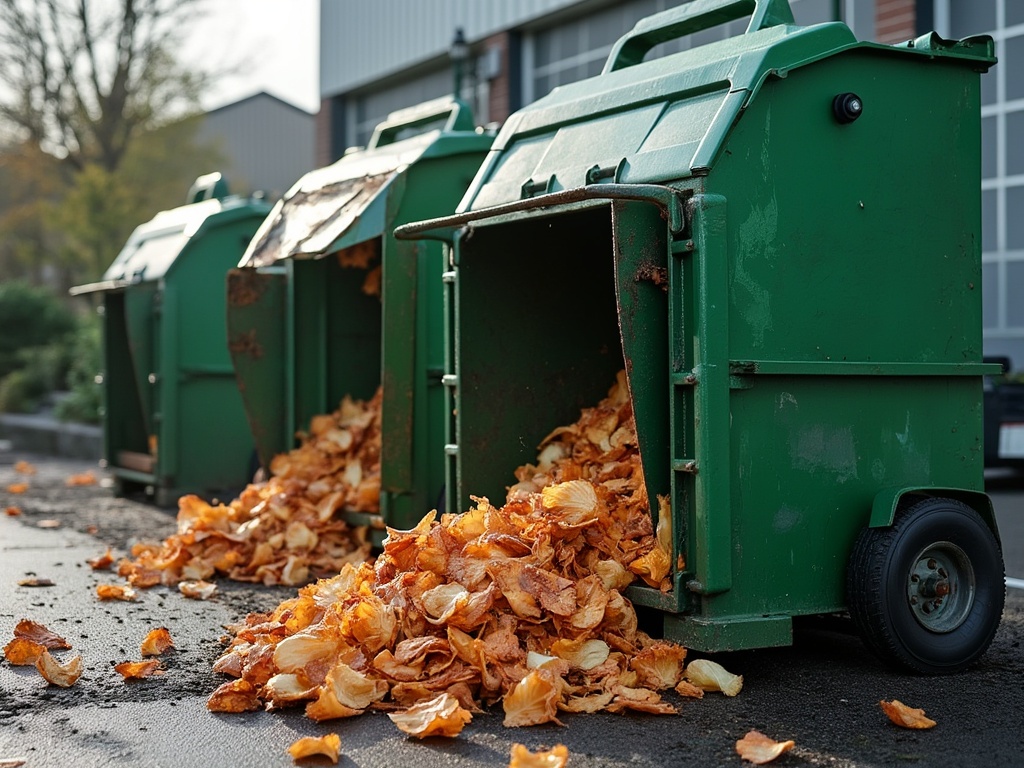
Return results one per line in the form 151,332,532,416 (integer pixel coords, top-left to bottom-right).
187,0,320,114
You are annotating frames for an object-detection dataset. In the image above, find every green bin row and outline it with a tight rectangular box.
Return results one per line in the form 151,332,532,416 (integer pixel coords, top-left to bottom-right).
81,0,1002,673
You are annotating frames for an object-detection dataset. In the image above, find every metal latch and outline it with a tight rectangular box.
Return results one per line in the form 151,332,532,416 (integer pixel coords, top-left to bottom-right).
585,158,626,185
521,175,556,199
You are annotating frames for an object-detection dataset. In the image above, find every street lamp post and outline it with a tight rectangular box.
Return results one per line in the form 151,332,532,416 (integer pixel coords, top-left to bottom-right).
450,27,469,99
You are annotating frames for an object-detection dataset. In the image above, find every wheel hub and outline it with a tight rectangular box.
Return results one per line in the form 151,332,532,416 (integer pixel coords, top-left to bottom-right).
906,542,975,633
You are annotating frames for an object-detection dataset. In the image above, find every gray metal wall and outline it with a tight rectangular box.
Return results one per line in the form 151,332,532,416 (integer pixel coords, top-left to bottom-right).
321,0,874,101
198,93,315,199
321,0,607,96
523,0,872,102
329,0,875,149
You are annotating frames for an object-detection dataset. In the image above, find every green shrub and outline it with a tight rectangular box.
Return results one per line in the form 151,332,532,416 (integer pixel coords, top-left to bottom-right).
55,318,102,424
0,281,76,379
0,370,40,413
0,343,71,413
0,286,101,423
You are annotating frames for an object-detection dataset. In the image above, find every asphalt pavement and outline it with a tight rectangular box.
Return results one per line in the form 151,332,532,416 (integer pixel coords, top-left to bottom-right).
1,457,1022,768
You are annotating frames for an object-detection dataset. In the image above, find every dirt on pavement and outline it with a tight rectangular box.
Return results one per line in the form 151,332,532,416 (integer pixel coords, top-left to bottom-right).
1,455,1022,768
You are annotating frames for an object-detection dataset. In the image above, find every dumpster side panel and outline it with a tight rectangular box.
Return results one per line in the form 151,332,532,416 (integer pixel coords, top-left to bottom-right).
101,292,150,467
611,200,672,514
164,217,262,497
380,153,485,525
722,375,984,617
122,284,158,442
227,268,288,469
711,51,983,365
683,50,987,630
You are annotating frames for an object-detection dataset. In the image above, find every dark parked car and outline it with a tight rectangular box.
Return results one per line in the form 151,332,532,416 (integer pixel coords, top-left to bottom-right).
984,356,1024,467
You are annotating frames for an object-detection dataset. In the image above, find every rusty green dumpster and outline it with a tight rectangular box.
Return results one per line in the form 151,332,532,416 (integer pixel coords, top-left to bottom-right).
396,0,1004,673
71,174,272,506
227,97,492,542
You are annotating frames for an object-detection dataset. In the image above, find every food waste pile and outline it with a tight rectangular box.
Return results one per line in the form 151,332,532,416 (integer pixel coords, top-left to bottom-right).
206,372,709,732
97,371,743,730
117,389,384,591
1,372,951,766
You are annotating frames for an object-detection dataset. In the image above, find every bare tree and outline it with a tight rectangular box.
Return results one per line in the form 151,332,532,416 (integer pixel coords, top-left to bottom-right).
0,0,207,171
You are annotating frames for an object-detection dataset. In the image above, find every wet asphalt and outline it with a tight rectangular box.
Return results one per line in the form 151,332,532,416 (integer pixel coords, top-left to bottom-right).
1,456,1022,768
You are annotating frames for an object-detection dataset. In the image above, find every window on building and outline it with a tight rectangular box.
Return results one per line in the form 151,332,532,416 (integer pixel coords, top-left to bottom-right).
350,67,451,148
939,0,1024,360
526,0,873,102
949,0,996,35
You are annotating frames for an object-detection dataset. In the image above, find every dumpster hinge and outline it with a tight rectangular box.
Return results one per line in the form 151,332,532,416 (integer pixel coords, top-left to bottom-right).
672,459,698,474
671,239,695,255
444,443,458,456
441,374,458,388
672,372,698,387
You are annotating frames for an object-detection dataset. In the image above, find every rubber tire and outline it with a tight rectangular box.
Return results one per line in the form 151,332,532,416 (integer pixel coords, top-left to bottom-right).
846,497,1004,674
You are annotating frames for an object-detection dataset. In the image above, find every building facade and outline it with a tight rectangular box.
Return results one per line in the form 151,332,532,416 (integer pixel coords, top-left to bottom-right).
199,92,316,200
318,0,1021,364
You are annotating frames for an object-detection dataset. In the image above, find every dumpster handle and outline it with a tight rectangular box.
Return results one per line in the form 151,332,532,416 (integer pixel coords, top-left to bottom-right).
368,97,475,149
602,0,795,74
394,183,688,242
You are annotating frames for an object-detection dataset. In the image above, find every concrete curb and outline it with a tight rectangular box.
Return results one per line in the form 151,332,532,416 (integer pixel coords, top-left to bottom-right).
0,413,102,461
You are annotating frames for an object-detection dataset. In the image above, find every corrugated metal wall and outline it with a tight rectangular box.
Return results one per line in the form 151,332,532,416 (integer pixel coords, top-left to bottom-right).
321,0,874,99
198,94,316,198
320,0,595,96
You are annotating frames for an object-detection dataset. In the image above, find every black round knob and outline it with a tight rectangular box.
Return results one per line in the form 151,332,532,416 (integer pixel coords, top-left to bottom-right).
832,92,863,124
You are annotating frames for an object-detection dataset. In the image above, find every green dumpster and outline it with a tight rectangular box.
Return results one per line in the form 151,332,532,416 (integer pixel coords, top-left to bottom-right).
71,174,272,507
227,97,492,541
397,0,1004,673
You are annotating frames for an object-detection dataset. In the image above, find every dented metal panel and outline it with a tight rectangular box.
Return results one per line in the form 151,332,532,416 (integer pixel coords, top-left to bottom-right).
239,138,436,267
241,172,395,267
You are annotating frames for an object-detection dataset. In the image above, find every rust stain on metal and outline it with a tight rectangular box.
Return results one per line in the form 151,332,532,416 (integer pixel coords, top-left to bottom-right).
634,262,668,290
228,330,263,360
228,269,267,307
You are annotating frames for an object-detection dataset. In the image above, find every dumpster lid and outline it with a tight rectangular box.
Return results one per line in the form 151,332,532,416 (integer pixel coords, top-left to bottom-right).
428,0,995,215
240,97,488,268
70,194,265,295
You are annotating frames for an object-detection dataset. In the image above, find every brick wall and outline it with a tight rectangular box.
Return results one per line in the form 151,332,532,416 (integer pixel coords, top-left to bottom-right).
314,97,332,169
484,32,513,126
876,0,917,43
